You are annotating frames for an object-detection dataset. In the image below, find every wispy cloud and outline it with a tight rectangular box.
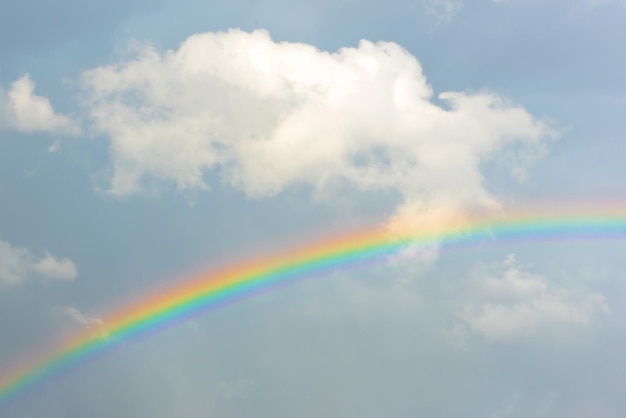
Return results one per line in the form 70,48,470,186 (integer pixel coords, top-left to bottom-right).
58,306,108,338
421,0,463,23
0,239,77,286
457,255,608,343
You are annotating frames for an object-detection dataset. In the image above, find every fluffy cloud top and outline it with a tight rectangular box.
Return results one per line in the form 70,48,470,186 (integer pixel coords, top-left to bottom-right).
82,29,556,222
0,74,79,135
0,239,77,285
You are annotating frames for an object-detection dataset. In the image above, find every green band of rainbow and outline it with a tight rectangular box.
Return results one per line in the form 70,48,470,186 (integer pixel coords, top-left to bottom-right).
1,208,625,408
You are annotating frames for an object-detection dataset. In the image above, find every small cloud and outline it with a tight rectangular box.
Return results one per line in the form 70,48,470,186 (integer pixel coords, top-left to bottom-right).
0,74,80,135
58,306,108,338
0,239,77,286
457,255,609,343
33,253,77,281
48,141,60,153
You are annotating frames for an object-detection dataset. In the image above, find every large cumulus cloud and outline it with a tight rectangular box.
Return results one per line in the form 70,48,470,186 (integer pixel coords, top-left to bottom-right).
81,29,556,226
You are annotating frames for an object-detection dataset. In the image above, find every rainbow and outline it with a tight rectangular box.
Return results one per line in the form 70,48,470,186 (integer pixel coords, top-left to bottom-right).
1,207,625,408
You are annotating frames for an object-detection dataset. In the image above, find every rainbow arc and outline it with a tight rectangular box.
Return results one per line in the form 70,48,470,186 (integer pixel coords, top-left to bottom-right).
1,207,625,408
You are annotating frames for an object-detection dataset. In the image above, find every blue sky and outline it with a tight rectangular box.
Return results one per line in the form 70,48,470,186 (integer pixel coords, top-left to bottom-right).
1,0,625,417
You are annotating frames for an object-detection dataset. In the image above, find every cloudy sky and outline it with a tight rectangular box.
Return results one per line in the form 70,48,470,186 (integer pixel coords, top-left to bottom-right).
1,0,625,416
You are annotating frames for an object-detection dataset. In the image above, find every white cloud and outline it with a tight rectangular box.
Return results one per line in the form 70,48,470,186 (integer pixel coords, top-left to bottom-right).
0,239,77,285
0,74,80,135
81,29,556,226
458,255,608,343
33,252,78,281
48,140,61,153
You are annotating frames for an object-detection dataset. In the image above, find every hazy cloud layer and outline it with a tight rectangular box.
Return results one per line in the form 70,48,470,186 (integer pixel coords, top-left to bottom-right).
0,239,77,285
458,255,608,343
0,75,79,135
301,253,609,346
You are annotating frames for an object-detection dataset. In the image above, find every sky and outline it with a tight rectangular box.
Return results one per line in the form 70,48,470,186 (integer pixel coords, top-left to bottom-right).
0,0,625,416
